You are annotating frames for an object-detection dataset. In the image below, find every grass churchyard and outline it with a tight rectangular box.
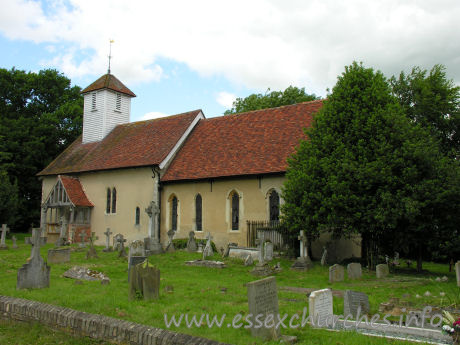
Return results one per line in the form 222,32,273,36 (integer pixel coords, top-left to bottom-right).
0,234,459,345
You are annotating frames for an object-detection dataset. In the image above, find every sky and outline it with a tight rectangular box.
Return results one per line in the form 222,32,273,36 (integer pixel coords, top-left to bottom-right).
1,0,460,122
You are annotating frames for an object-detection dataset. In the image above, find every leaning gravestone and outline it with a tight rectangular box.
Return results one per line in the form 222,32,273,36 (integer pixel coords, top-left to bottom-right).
376,264,389,279
264,241,274,261
0,224,9,250
247,276,280,340
347,263,362,280
129,260,160,301
202,232,214,259
244,254,254,266
320,246,328,266
309,288,333,327
186,231,197,252
47,248,70,264
165,230,175,253
17,228,50,289
329,264,344,283
128,255,147,282
344,290,370,319
455,261,460,287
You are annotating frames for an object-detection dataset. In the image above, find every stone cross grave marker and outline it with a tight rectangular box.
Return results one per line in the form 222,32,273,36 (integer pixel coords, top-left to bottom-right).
17,228,50,289
255,232,265,265
309,288,333,327
347,263,362,280
320,246,327,266
344,290,370,319
455,261,460,287
0,224,10,249
166,229,175,252
247,276,280,340
291,230,313,270
186,231,197,252
86,232,99,259
55,216,68,247
203,232,213,259
329,264,344,283
376,264,389,279
103,228,113,252
12,235,18,249
264,241,274,261
114,234,127,258
144,201,163,254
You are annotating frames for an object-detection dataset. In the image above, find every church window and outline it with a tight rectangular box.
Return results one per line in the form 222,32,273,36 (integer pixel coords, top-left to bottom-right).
171,196,178,231
195,194,202,231
135,207,140,225
116,93,121,111
231,192,239,230
269,190,280,222
106,188,111,214
91,92,97,110
111,188,117,213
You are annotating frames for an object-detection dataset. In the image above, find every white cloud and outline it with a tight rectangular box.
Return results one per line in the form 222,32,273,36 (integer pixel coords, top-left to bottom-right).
1,0,460,93
140,111,168,121
216,92,236,109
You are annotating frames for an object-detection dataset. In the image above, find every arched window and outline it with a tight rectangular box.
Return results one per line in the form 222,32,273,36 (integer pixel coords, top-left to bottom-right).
231,192,239,230
106,188,111,214
111,188,117,213
135,207,140,225
195,194,202,231
171,196,178,231
269,190,280,222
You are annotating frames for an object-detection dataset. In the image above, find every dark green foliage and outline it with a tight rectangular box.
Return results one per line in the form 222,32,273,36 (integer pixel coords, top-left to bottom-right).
0,169,19,226
224,86,318,115
0,68,83,230
282,62,460,270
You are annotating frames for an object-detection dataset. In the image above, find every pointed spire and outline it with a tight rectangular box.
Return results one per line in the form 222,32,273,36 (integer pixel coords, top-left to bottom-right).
108,39,114,74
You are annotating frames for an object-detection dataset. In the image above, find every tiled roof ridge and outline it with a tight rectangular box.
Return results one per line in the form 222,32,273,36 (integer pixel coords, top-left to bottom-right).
120,109,203,127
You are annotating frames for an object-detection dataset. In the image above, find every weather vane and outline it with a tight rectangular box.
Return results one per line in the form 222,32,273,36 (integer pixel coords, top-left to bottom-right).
108,39,114,74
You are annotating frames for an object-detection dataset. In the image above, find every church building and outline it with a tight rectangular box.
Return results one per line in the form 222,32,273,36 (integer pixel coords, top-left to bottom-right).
38,73,359,260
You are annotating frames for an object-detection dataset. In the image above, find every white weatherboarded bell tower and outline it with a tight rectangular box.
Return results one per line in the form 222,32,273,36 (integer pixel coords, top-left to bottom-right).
81,74,136,143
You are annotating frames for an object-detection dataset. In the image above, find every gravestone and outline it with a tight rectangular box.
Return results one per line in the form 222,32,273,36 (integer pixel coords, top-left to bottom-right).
103,228,113,252
79,231,87,248
165,229,175,253
55,217,68,247
347,263,362,280
47,248,71,264
309,288,333,327
344,290,370,318
144,201,163,254
129,260,160,301
291,230,313,270
114,234,127,258
264,242,274,261
244,254,254,266
85,232,99,259
202,232,214,259
251,232,274,276
128,255,147,282
186,231,197,252
329,264,344,283
197,242,203,253
320,246,328,266
63,266,109,282
0,224,10,250
12,235,18,249
17,228,50,289
246,276,280,340
455,261,460,287
376,264,389,279
129,240,146,257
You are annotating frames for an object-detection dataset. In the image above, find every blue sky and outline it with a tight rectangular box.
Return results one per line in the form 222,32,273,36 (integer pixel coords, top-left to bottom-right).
1,0,460,122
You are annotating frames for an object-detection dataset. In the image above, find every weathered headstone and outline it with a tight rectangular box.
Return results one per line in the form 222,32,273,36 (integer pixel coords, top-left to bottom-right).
144,201,163,254
47,247,71,264
86,232,99,259
55,217,68,247
129,239,146,257
202,232,213,259
165,229,175,253
291,230,313,270
247,276,280,340
344,290,370,318
103,228,113,252
186,231,197,252
320,246,327,266
12,235,18,249
329,264,344,283
129,260,160,301
376,264,389,279
128,255,147,282
114,234,127,258
251,232,274,276
244,254,254,266
347,263,362,280
17,228,50,289
309,288,333,327
264,241,274,261
455,261,460,287
63,266,109,282
79,231,87,248
0,224,10,250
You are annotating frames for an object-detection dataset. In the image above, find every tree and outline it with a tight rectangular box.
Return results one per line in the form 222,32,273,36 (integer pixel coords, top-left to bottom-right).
224,86,318,115
390,65,460,156
282,62,460,271
0,169,19,226
0,68,83,231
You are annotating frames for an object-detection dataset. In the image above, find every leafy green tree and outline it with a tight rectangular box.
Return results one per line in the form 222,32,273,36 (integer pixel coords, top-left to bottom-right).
224,86,318,114
390,65,460,156
0,169,19,226
0,68,83,231
282,62,459,271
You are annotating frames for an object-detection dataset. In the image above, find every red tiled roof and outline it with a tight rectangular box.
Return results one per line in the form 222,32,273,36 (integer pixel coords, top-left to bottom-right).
81,74,136,97
59,175,94,207
161,100,323,182
38,110,202,175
